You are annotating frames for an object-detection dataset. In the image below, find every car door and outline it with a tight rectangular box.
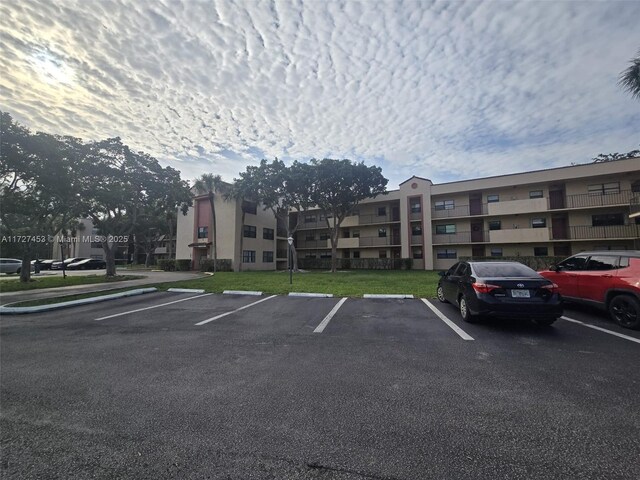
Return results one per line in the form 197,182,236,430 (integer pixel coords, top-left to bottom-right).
441,262,460,301
576,255,619,304
547,254,589,299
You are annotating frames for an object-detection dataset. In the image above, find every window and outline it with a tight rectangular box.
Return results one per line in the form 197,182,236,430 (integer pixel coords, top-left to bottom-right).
558,255,588,271
305,233,315,241
243,225,256,238
378,227,387,237
530,190,543,199
413,248,423,259
262,251,274,263
241,200,257,215
534,247,548,256
377,207,387,216
242,250,256,263
588,182,620,195
320,252,332,259
592,213,624,226
434,200,454,211
263,228,274,240
435,224,455,234
632,181,640,193
197,226,208,239
487,194,499,203
410,199,421,213
488,220,501,231
490,247,503,257
352,230,360,238
379,250,387,259
305,215,316,223
412,224,423,235
531,218,547,228
319,233,330,240
585,255,618,271
352,251,360,259
305,253,316,259
436,249,457,259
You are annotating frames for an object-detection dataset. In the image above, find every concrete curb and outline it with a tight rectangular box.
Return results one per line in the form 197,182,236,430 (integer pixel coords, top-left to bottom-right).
363,294,414,299
167,288,206,294
288,292,334,298
223,290,263,296
0,288,158,315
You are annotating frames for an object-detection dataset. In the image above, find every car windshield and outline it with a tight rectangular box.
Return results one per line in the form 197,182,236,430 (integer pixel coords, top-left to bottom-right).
472,263,538,277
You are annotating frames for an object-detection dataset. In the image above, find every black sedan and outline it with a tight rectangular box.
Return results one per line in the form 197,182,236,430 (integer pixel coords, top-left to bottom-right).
67,258,106,270
50,257,89,270
437,261,563,326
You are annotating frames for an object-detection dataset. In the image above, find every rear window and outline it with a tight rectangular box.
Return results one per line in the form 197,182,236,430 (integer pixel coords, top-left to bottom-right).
472,263,538,277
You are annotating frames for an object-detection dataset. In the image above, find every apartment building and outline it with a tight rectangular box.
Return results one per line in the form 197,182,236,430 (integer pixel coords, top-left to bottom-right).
294,157,640,270
175,157,639,271
176,193,290,271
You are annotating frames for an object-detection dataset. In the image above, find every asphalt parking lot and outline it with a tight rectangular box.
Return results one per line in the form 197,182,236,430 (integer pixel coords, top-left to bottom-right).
1,293,639,480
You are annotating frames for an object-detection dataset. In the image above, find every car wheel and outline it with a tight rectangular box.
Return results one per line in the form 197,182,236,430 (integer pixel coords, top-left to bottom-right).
15,268,20,275
609,295,640,330
533,317,556,327
436,285,448,303
459,295,479,323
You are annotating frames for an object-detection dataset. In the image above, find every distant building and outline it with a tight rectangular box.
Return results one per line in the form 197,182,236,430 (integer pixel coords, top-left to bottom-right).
176,157,640,270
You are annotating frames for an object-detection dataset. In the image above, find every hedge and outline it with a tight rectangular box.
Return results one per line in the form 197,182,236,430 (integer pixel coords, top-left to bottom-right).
459,256,566,271
297,257,413,270
198,259,233,272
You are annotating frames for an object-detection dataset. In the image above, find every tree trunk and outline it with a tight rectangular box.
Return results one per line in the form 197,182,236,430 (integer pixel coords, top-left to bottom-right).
20,248,32,283
291,245,299,271
132,239,140,265
102,240,117,276
145,251,152,268
167,220,175,259
330,233,339,272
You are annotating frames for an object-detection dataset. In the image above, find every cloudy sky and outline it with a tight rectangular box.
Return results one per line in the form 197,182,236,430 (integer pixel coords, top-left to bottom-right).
1,0,638,187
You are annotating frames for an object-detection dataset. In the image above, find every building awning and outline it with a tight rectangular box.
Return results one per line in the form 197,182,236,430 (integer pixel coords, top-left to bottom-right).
188,242,212,248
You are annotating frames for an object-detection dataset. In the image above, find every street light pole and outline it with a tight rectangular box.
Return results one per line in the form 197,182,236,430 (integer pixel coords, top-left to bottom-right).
287,236,294,285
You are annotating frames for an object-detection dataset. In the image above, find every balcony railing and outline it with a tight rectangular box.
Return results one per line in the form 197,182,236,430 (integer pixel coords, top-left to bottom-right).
550,224,640,240
631,196,640,219
358,214,400,224
565,190,632,209
359,236,401,247
410,235,423,245
432,204,488,218
276,249,289,259
432,231,489,244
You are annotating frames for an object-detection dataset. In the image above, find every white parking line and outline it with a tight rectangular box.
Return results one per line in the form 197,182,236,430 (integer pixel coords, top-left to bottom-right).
421,299,474,341
195,295,277,325
95,293,213,321
313,297,348,333
561,316,640,345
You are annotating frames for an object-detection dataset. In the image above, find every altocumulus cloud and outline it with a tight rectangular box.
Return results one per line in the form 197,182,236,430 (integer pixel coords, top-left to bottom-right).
1,0,638,185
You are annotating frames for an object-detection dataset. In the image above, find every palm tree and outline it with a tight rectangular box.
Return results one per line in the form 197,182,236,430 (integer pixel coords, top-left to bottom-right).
193,173,224,273
619,50,640,100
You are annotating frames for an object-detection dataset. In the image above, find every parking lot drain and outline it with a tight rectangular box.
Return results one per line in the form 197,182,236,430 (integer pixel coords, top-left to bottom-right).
223,290,263,296
289,292,333,298
363,294,414,299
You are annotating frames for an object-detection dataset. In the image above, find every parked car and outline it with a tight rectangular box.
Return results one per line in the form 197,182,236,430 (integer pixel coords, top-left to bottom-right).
539,251,640,330
50,257,88,270
31,259,55,270
437,261,563,326
0,258,34,275
67,258,106,270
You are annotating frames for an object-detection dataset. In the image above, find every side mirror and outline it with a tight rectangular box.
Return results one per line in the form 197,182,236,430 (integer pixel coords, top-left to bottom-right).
548,264,563,272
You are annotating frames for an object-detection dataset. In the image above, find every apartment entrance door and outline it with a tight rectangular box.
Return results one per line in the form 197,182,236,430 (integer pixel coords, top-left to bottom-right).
551,217,569,240
469,193,483,216
471,221,484,242
549,189,565,209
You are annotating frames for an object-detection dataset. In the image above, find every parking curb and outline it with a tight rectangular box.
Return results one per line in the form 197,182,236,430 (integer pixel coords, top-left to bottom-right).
223,290,263,296
363,294,414,299
0,288,158,315
167,288,206,294
288,292,334,298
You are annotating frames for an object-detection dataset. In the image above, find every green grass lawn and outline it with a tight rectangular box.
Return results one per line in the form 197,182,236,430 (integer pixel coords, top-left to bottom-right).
157,270,441,298
10,287,143,307
0,275,145,293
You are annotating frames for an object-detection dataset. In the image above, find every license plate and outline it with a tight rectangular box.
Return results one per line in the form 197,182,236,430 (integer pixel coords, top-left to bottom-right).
511,289,530,298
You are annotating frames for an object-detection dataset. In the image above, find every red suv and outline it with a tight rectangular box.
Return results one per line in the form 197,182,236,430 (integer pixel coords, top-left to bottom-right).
539,251,640,330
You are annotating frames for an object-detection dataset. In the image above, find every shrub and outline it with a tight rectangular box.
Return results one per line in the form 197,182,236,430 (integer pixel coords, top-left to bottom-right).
297,257,412,270
459,256,566,271
175,259,193,271
199,259,233,272
158,259,176,271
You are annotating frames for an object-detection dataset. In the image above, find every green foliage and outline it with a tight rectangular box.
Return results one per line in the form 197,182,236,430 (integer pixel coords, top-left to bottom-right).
618,49,640,100
158,259,176,271
198,259,233,272
175,259,192,271
298,257,412,270
459,256,566,271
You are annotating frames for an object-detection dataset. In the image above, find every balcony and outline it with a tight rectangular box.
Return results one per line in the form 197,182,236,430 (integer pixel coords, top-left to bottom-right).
358,213,400,225
410,235,423,245
359,236,401,247
432,231,488,244
550,224,640,240
432,204,488,219
631,196,640,219
564,190,632,209
487,197,548,216
490,227,550,244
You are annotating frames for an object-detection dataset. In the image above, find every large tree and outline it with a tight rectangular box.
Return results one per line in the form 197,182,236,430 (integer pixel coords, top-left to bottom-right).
193,173,226,273
0,112,84,281
233,159,313,271
619,50,640,100
307,159,388,272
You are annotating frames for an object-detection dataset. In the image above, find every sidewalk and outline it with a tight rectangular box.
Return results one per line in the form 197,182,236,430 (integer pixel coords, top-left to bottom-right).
0,271,206,306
